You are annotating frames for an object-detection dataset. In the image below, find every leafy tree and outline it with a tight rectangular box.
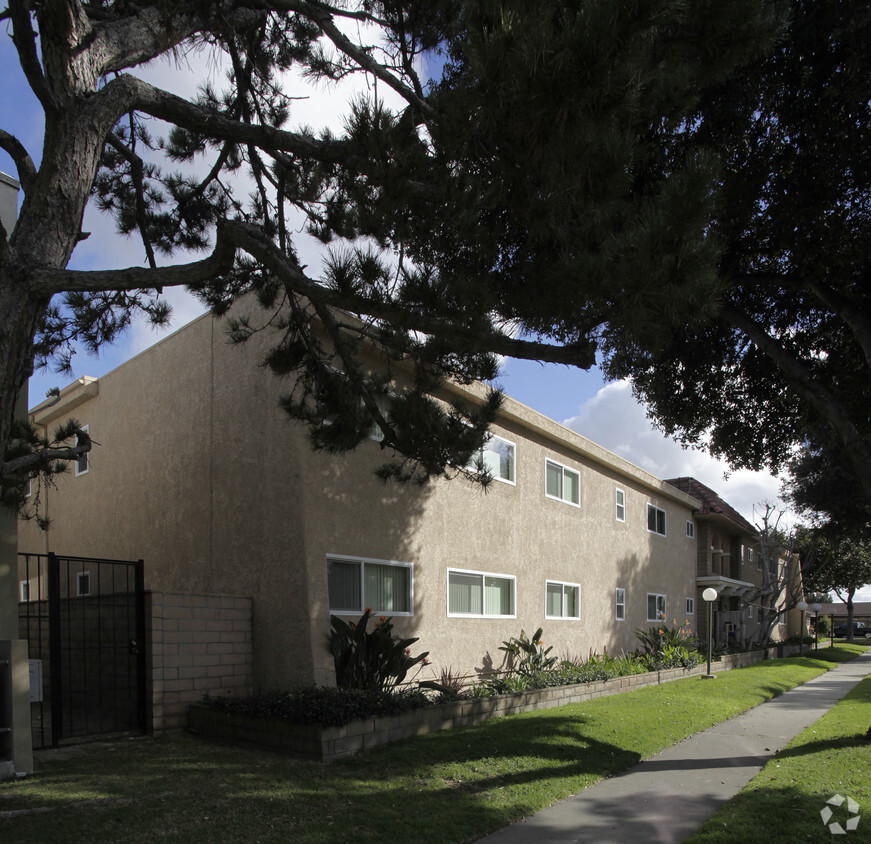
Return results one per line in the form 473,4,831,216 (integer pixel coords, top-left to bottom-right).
0,0,780,497
603,0,871,507
799,531,871,642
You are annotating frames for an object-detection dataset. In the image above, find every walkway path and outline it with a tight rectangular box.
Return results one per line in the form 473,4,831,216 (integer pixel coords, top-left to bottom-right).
476,650,871,844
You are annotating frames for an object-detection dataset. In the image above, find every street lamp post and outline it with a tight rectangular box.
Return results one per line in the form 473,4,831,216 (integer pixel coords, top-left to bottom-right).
797,600,808,657
811,603,822,651
703,588,718,678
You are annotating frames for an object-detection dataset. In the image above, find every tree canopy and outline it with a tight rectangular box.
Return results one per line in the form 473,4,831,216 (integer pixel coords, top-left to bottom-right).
1,0,782,494
604,0,871,507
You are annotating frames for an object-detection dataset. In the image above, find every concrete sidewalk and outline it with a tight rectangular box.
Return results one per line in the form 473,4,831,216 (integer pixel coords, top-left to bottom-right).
476,650,871,844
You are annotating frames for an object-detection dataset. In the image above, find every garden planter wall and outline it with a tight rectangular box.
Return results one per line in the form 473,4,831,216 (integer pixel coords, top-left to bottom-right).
187,645,802,761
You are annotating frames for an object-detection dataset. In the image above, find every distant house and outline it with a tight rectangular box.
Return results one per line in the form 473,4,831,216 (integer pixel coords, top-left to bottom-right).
18,301,791,731
820,602,871,627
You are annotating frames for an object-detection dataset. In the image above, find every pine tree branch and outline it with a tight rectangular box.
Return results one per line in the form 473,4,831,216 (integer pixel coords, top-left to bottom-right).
104,131,158,270
28,220,238,295
30,218,596,368
91,3,261,76
0,128,37,194
226,221,597,368
277,0,435,118
0,428,90,478
9,0,56,112
111,73,354,165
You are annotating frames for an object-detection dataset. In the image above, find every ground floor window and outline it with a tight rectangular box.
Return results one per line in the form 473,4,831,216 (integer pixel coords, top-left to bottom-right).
545,581,580,619
448,568,515,617
327,555,413,615
686,597,694,615
647,592,666,622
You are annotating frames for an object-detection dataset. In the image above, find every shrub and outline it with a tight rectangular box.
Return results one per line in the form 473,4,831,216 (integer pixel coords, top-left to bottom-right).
202,686,432,728
329,609,429,692
419,666,468,701
483,672,534,694
499,628,558,677
635,620,697,654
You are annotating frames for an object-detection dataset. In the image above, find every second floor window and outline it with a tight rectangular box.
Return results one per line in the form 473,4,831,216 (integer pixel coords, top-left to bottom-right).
545,459,580,506
647,504,666,536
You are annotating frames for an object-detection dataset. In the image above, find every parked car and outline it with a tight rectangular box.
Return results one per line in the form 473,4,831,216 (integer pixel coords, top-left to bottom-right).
833,621,871,638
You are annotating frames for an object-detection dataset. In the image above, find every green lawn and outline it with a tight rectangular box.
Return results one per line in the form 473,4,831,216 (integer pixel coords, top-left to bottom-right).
1,645,865,844
687,662,870,843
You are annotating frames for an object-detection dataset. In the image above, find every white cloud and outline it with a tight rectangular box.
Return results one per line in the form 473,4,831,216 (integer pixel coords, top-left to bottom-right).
562,380,787,529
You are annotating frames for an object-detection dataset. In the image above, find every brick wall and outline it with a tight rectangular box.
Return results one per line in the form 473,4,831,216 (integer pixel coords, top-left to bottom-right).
147,592,253,733
189,644,805,761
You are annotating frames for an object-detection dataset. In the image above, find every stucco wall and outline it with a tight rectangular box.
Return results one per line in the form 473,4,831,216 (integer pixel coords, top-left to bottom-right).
20,304,700,690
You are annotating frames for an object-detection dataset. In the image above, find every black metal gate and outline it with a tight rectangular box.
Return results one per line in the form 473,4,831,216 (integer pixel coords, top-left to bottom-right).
17,553,146,749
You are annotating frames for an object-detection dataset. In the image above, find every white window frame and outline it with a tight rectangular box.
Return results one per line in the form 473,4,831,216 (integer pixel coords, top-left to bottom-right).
471,433,516,485
74,424,89,476
544,580,581,620
615,587,626,622
686,520,695,539
647,592,667,622
326,554,414,617
367,394,393,442
740,545,745,566
447,567,516,619
686,597,695,615
76,571,91,597
647,504,667,536
615,488,625,522
544,458,580,507
19,579,34,603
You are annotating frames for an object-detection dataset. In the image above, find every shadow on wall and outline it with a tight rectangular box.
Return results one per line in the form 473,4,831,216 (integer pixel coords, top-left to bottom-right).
603,536,689,658
303,444,438,679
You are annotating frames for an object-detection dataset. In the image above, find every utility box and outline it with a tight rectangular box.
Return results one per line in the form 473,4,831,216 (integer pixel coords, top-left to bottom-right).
28,660,43,704
0,640,33,779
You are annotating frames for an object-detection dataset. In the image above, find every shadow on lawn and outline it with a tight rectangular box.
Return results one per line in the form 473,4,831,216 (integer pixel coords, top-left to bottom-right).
686,783,859,844
4,717,645,844
774,734,871,760
309,714,644,842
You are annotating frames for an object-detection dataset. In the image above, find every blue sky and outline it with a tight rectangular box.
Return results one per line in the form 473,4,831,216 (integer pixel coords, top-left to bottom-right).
6,20,869,600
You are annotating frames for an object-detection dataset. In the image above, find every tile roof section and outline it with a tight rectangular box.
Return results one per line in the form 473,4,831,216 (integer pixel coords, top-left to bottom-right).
664,477,758,536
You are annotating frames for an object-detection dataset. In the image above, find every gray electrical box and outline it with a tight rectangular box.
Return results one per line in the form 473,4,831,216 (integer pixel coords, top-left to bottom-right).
28,660,42,704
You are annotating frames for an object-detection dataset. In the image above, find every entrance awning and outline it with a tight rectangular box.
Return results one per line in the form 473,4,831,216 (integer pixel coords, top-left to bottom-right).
696,575,756,599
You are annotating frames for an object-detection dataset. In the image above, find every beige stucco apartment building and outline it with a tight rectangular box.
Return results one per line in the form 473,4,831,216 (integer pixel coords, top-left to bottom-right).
17,301,784,728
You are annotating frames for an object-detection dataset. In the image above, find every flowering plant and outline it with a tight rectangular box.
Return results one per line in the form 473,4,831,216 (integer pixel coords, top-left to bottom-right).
499,627,558,676
329,609,429,692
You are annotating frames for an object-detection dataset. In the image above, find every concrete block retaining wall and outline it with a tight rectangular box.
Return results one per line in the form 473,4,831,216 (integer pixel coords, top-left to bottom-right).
148,592,253,733
188,644,802,760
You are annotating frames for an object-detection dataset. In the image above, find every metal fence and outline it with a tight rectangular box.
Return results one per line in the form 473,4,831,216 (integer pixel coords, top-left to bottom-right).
18,553,146,749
